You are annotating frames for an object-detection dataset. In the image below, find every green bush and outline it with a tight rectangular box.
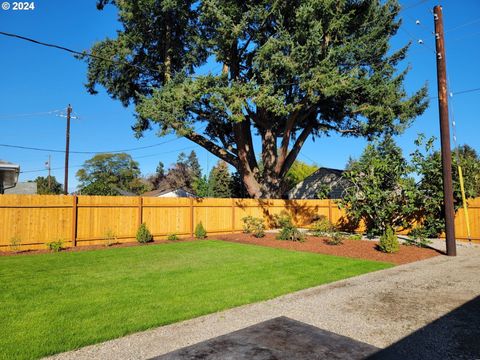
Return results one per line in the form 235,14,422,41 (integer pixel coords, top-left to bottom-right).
348,233,362,241
407,228,433,248
167,233,179,241
277,217,305,242
194,222,207,239
324,232,343,245
46,239,64,252
378,227,399,253
241,216,265,238
136,223,153,243
271,211,293,228
311,216,333,236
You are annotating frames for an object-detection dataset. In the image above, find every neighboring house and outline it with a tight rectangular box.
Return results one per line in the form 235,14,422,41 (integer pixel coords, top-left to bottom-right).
4,182,37,195
142,187,196,198
287,167,350,199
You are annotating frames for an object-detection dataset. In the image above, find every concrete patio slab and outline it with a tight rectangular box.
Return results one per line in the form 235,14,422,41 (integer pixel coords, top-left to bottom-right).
152,317,379,360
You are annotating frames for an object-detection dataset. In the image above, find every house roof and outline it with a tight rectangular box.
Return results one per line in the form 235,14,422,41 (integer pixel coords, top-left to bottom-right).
4,182,37,194
287,167,350,199
142,187,195,197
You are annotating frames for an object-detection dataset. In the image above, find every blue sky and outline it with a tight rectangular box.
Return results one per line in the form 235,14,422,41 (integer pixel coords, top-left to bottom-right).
1,0,479,192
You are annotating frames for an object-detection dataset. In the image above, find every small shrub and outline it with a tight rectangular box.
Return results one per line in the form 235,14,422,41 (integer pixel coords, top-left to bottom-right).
9,236,21,252
378,227,399,253
271,211,293,229
348,233,362,241
46,239,64,252
136,223,153,243
167,233,179,241
104,229,118,247
324,232,343,245
277,218,305,242
311,216,334,236
407,228,433,248
194,222,207,239
241,216,265,238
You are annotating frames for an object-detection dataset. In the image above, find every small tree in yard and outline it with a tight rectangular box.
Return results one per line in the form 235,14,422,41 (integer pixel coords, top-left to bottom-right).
136,223,153,243
378,226,399,253
341,137,419,237
194,222,207,239
83,0,427,198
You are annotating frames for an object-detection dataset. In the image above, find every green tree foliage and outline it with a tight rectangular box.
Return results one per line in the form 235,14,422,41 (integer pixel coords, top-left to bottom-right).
35,176,63,195
136,223,153,243
341,137,418,236
76,153,147,195
84,0,427,198
411,137,480,238
284,161,318,190
208,160,232,198
147,161,166,189
163,151,202,194
378,226,399,253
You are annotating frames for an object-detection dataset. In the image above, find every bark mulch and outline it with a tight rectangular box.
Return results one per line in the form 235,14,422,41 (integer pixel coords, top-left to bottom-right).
216,233,442,265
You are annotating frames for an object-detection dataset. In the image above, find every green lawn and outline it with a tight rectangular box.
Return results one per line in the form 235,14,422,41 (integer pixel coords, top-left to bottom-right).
0,240,392,360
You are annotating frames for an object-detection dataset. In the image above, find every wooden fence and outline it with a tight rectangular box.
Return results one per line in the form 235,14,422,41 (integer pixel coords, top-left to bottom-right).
0,194,478,251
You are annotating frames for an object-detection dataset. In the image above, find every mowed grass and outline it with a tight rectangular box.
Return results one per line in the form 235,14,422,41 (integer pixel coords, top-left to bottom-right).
0,240,392,359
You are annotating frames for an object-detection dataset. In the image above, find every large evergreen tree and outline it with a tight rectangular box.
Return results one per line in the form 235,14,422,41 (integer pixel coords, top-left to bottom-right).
84,0,427,198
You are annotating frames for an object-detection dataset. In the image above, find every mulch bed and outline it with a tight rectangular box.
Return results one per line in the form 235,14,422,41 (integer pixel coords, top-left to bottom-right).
1,234,442,264
216,233,442,265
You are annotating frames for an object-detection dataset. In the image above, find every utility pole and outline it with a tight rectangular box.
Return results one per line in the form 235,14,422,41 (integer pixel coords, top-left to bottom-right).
64,105,72,195
433,5,456,256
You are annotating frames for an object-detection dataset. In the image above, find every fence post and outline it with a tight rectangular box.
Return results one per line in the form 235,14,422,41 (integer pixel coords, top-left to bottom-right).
328,199,332,224
190,198,194,237
72,195,78,247
137,197,143,228
232,198,236,233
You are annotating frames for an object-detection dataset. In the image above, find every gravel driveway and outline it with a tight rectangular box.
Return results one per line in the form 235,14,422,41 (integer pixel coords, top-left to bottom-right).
45,240,480,360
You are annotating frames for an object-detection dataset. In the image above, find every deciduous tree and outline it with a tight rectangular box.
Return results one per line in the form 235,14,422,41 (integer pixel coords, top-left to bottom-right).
76,153,146,195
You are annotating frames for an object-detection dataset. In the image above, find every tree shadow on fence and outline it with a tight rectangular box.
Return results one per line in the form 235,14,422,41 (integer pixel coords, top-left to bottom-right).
368,295,480,360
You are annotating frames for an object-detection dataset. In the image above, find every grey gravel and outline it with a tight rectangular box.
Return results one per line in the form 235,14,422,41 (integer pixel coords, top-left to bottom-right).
45,240,480,360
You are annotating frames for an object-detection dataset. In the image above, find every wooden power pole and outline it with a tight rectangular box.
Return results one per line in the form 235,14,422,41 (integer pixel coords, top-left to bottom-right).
433,5,456,256
64,105,72,195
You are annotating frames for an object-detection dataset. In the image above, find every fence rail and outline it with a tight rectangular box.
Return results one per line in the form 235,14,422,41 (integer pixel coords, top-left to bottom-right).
0,194,478,251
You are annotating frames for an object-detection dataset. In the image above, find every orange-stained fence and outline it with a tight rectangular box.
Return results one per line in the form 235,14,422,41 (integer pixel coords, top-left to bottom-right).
0,194,478,251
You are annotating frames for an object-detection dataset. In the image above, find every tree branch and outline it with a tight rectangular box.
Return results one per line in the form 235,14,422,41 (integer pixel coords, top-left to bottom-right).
279,120,316,178
184,131,238,167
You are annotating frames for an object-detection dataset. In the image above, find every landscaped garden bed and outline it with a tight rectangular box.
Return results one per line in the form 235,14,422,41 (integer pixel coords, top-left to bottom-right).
217,233,440,265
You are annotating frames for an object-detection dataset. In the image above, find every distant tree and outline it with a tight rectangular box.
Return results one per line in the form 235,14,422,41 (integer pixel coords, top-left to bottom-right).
84,0,428,198
163,151,202,193
193,175,209,197
188,150,202,180
147,161,166,189
76,153,147,195
35,176,63,195
208,160,232,198
411,137,480,238
284,160,318,190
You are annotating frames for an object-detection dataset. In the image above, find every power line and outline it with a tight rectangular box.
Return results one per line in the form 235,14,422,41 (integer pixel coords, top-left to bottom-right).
19,145,200,174
445,17,480,33
0,137,182,154
0,109,63,119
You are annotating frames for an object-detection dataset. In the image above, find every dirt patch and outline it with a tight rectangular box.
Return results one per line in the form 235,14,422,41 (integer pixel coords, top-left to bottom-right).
216,233,441,265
